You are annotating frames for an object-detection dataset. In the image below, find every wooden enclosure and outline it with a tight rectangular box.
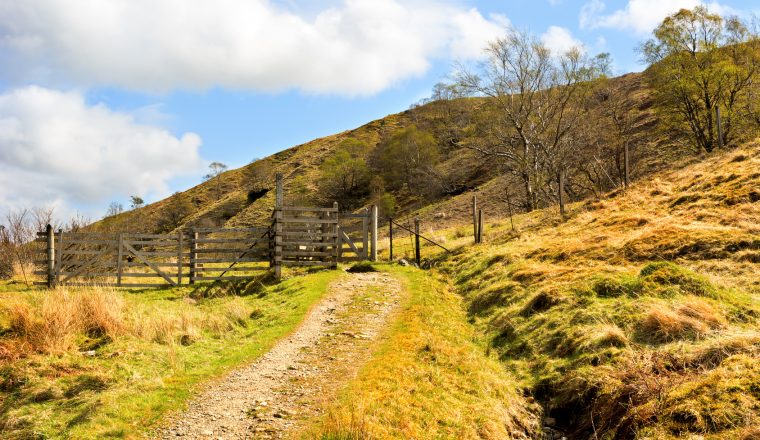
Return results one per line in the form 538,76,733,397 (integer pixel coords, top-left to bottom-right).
34,205,378,287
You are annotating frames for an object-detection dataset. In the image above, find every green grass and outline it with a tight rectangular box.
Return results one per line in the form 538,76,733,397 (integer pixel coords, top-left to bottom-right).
0,270,342,439
302,265,540,439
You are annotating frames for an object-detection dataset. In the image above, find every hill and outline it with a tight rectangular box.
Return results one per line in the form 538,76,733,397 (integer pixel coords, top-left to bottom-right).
421,139,759,438
91,71,676,234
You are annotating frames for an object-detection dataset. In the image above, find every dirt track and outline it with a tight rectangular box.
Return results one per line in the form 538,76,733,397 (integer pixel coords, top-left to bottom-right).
158,272,401,439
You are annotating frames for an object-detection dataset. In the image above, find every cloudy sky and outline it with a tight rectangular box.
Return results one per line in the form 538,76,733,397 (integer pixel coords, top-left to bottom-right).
0,0,756,221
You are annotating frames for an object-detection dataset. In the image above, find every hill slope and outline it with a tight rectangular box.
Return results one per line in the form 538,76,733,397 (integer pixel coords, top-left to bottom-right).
435,139,759,439
92,71,674,234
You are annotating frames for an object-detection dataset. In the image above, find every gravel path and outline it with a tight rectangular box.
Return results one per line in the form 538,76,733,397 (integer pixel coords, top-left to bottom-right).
158,272,401,439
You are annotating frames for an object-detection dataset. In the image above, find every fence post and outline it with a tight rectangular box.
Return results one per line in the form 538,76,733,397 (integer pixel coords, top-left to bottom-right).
45,224,54,288
177,230,183,285
189,229,198,285
117,233,124,287
274,209,282,280
388,217,393,262
472,195,478,244
362,208,369,260
55,229,63,285
477,210,484,244
414,218,421,267
370,205,378,262
332,202,339,268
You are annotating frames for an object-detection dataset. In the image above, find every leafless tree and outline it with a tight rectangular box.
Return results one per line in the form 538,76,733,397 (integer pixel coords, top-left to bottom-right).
456,28,609,212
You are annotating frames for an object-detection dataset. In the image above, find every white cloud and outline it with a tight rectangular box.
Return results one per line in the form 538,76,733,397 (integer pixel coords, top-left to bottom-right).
580,0,735,35
0,86,203,218
0,0,509,96
541,26,585,55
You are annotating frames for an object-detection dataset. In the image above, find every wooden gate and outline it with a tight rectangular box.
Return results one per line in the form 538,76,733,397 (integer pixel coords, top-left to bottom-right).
34,227,271,288
336,206,377,262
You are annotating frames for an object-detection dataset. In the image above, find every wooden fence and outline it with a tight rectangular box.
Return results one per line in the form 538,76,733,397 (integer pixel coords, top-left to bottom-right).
33,226,271,288
34,204,379,287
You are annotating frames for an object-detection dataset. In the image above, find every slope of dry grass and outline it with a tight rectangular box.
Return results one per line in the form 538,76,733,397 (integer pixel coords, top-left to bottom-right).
431,141,759,438
303,265,541,440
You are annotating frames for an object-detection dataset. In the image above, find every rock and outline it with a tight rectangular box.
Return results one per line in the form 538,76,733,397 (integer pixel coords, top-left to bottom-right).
82,350,96,357
398,258,410,266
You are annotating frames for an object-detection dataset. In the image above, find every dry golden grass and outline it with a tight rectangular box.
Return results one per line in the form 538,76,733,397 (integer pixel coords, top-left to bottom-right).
0,285,255,358
306,267,541,439
432,141,760,438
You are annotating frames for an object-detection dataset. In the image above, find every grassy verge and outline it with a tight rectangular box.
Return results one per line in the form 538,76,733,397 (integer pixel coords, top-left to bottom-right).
303,265,540,439
431,145,760,439
0,270,341,439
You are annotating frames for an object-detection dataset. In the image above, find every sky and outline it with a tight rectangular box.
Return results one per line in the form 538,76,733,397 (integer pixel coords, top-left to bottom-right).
0,0,757,222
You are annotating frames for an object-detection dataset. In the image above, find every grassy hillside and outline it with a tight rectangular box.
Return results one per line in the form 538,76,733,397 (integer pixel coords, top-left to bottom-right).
0,272,340,438
430,140,759,438
92,71,675,235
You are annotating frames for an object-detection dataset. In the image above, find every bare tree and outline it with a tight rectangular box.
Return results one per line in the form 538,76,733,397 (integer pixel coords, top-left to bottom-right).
456,28,608,212
105,202,124,217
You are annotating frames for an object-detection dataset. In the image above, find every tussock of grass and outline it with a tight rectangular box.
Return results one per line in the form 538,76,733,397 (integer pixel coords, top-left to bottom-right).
304,267,541,439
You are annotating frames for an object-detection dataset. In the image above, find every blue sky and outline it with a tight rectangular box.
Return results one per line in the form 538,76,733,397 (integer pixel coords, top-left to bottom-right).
0,0,756,220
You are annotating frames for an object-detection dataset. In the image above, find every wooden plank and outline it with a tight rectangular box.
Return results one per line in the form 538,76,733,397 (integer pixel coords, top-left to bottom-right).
61,271,116,278
192,266,268,272
191,257,267,264
117,234,123,286
280,260,333,267
192,275,266,281
193,238,267,244
282,251,334,257
124,262,192,268
279,217,338,224
339,229,360,255
55,230,63,285
123,233,178,239
120,272,189,278
280,241,336,247
122,240,178,246
122,242,176,286
177,231,183,285
193,248,267,253
120,251,189,257
339,213,369,219
280,232,337,238
60,244,116,283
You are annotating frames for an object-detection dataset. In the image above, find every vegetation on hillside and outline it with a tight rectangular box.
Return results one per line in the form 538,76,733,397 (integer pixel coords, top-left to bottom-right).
0,272,340,438
305,266,541,439
431,142,759,439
